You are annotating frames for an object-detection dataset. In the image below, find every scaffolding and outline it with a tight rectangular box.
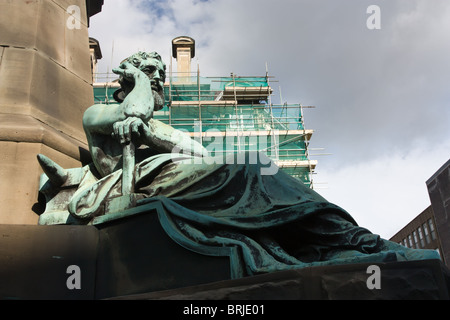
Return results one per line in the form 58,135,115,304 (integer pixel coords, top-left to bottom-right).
93,68,317,188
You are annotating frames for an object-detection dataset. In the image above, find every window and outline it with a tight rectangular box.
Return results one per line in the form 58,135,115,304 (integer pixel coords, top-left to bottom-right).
402,239,408,248
428,218,437,241
417,227,425,248
413,231,419,249
423,222,431,244
408,234,414,248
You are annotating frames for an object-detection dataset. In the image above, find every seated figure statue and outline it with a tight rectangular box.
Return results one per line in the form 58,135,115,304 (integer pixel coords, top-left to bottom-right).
37,51,440,277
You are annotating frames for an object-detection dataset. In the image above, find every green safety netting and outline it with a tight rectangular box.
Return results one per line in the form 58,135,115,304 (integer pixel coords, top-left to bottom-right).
92,75,312,186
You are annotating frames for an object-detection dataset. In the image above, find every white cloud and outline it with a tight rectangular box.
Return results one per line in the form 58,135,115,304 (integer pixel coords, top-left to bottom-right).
317,137,450,239
88,0,178,75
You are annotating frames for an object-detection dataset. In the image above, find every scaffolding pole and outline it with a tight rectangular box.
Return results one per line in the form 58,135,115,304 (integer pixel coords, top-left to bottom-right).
92,66,320,188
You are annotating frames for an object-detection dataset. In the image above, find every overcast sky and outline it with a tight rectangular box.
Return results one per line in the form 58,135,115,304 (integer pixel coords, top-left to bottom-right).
89,0,450,239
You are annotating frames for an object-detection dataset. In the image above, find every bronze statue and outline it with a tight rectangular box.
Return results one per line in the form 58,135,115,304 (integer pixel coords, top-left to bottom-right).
37,51,440,277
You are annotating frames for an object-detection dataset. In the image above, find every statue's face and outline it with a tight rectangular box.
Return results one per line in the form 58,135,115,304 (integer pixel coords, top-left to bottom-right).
120,52,166,111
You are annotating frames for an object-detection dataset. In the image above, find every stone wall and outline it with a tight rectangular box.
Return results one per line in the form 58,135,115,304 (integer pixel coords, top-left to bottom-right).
0,0,94,224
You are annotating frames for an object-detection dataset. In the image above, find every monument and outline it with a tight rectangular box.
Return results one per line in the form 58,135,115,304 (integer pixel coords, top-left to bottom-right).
0,1,449,299
33,50,449,299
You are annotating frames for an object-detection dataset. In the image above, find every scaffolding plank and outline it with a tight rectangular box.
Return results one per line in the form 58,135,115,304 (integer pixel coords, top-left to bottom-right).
275,160,318,170
170,100,237,107
188,129,313,140
222,86,273,101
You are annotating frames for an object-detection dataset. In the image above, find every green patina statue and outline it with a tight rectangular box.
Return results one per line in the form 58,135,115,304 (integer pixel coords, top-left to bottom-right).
37,51,440,277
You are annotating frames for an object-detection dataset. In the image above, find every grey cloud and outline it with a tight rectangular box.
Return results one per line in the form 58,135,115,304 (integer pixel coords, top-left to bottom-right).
90,0,450,177
88,0,450,238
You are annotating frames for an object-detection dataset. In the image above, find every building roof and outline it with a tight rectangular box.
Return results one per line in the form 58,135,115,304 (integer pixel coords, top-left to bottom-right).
426,158,450,186
89,37,103,59
86,0,104,25
172,36,196,59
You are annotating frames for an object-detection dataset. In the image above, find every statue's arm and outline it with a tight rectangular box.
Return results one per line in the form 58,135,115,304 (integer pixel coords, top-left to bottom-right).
113,62,154,121
82,103,124,137
107,117,208,157
83,62,154,137
145,119,209,157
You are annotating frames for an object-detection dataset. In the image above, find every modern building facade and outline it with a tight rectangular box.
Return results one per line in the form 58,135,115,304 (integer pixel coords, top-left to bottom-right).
93,36,318,187
390,206,442,259
390,159,450,266
426,159,450,266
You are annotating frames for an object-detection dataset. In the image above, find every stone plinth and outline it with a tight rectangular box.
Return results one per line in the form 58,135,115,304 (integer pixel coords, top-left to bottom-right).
0,210,232,300
113,259,450,300
0,209,449,300
0,224,98,300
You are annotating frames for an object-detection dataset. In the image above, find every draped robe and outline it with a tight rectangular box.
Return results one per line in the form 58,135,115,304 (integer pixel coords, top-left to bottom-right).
67,151,440,276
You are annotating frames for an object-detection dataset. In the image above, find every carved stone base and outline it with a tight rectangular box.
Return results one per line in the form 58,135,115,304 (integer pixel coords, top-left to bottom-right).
111,259,450,300
1,212,449,300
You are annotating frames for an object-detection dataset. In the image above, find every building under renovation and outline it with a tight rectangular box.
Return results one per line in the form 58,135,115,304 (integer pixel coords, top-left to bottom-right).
92,36,317,187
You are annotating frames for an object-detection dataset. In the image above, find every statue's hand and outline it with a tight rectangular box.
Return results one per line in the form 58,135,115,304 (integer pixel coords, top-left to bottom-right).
113,60,154,121
112,61,144,82
112,117,147,145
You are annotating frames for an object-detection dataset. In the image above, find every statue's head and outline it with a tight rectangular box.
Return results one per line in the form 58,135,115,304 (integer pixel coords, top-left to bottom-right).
114,51,166,111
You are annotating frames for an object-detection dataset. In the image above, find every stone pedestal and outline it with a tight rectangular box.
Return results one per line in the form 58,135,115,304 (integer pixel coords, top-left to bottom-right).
0,209,449,300
118,259,450,300
0,0,94,224
0,210,232,300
